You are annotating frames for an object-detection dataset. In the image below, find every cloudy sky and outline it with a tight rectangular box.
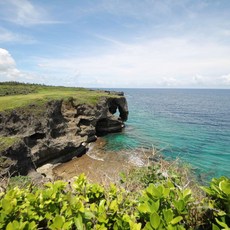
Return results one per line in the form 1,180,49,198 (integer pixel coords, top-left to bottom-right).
0,0,230,88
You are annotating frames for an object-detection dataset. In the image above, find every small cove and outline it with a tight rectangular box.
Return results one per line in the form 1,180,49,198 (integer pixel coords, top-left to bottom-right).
52,138,157,185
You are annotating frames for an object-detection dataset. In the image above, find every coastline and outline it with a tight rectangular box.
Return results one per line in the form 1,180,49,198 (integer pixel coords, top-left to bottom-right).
37,137,159,186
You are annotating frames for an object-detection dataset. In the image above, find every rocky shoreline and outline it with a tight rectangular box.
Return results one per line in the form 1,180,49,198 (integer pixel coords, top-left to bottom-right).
0,90,129,178
34,137,158,186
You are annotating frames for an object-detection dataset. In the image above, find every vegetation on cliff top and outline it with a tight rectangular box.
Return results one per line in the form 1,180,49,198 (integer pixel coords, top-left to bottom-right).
0,82,119,112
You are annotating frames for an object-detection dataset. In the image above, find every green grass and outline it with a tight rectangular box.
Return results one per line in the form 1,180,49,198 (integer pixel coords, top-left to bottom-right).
0,136,20,152
0,83,118,112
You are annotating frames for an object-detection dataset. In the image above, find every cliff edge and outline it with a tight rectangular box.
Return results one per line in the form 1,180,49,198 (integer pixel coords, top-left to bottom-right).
0,83,128,176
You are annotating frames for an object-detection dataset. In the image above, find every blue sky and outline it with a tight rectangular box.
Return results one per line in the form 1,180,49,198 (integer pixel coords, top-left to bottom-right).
0,0,230,88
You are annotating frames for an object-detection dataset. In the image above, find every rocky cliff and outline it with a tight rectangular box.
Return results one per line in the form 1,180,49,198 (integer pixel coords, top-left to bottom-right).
0,91,128,176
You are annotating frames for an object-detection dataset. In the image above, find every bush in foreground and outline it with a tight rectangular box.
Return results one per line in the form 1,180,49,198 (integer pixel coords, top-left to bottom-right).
0,173,230,230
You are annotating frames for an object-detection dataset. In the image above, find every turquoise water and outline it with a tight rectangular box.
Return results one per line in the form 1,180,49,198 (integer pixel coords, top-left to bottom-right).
103,89,230,180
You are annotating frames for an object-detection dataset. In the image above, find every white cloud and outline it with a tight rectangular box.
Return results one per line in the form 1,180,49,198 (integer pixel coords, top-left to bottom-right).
221,74,230,85
0,27,35,43
36,36,230,88
0,48,16,72
189,73,230,88
81,0,181,21
4,41,227,88
0,0,61,26
0,48,36,82
0,28,16,43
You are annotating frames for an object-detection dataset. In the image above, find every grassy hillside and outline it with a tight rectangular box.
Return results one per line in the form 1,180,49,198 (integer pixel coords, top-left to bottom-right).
0,82,115,112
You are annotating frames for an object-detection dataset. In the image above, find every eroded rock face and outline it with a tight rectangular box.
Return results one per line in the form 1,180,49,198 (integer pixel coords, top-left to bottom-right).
108,97,128,122
0,92,128,176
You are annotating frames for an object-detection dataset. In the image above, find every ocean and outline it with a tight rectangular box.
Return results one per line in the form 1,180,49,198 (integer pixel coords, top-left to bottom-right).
103,89,230,181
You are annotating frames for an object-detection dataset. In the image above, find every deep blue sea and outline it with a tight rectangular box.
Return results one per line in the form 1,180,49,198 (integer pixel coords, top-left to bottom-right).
103,89,230,181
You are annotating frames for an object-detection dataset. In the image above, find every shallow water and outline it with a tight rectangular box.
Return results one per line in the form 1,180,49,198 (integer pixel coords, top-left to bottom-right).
103,89,230,181
52,138,155,185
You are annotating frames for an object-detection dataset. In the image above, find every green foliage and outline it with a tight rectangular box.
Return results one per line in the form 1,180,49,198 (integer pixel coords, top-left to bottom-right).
201,176,230,229
0,82,38,96
0,174,229,229
137,180,195,229
0,174,138,230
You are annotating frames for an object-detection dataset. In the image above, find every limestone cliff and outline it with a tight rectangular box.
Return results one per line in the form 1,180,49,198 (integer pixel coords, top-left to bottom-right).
0,91,128,176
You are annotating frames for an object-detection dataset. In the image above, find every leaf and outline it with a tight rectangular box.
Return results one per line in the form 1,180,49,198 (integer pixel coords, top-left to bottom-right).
138,203,150,213
62,221,73,230
166,225,175,230
144,222,154,230
150,200,160,212
215,218,229,228
201,186,213,196
97,213,108,224
28,221,37,230
2,199,13,213
52,215,64,229
6,221,20,230
45,212,53,220
84,211,95,219
217,210,226,216
6,222,14,230
166,180,175,189
53,180,67,190
98,199,106,213
162,187,170,198
163,209,173,224
170,216,183,225
211,184,221,195
146,184,162,199
150,212,161,229
173,200,185,212
110,200,118,212
182,189,192,199
90,203,97,212
212,223,220,230
19,221,28,229
74,213,84,230
78,202,85,213
122,213,131,223
219,180,230,195
130,222,142,230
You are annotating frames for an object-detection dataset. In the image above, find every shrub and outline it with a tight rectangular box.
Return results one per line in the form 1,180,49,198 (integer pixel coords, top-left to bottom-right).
0,173,230,229
201,176,230,229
